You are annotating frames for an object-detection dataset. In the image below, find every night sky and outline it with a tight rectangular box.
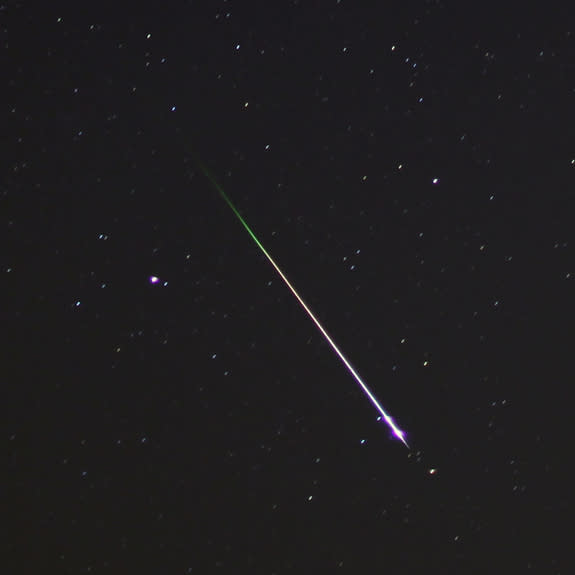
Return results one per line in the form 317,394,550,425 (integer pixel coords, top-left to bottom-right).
2,2,574,573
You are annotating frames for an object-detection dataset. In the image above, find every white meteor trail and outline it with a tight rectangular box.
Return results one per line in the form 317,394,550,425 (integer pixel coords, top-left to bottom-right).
199,161,409,449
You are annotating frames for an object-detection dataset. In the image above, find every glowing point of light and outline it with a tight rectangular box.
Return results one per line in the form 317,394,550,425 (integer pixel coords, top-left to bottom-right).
198,161,410,449
149,275,159,284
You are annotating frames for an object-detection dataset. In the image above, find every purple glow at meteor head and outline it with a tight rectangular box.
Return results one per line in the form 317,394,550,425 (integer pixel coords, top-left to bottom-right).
149,275,160,284
378,414,409,448
393,428,409,448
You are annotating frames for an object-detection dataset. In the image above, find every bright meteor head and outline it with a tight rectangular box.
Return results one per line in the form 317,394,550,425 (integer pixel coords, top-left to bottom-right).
381,414,409,448
394,429,410,449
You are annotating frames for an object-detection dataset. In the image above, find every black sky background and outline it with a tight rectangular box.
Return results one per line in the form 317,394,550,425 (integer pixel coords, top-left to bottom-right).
2,2,574,573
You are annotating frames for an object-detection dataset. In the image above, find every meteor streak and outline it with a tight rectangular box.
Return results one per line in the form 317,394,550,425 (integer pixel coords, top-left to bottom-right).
199,162,409,449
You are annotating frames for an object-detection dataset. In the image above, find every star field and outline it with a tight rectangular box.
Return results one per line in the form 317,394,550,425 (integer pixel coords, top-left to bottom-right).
2,2,573,573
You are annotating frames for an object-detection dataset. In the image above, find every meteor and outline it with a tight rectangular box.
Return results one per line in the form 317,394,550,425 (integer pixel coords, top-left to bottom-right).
198,162,409,449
